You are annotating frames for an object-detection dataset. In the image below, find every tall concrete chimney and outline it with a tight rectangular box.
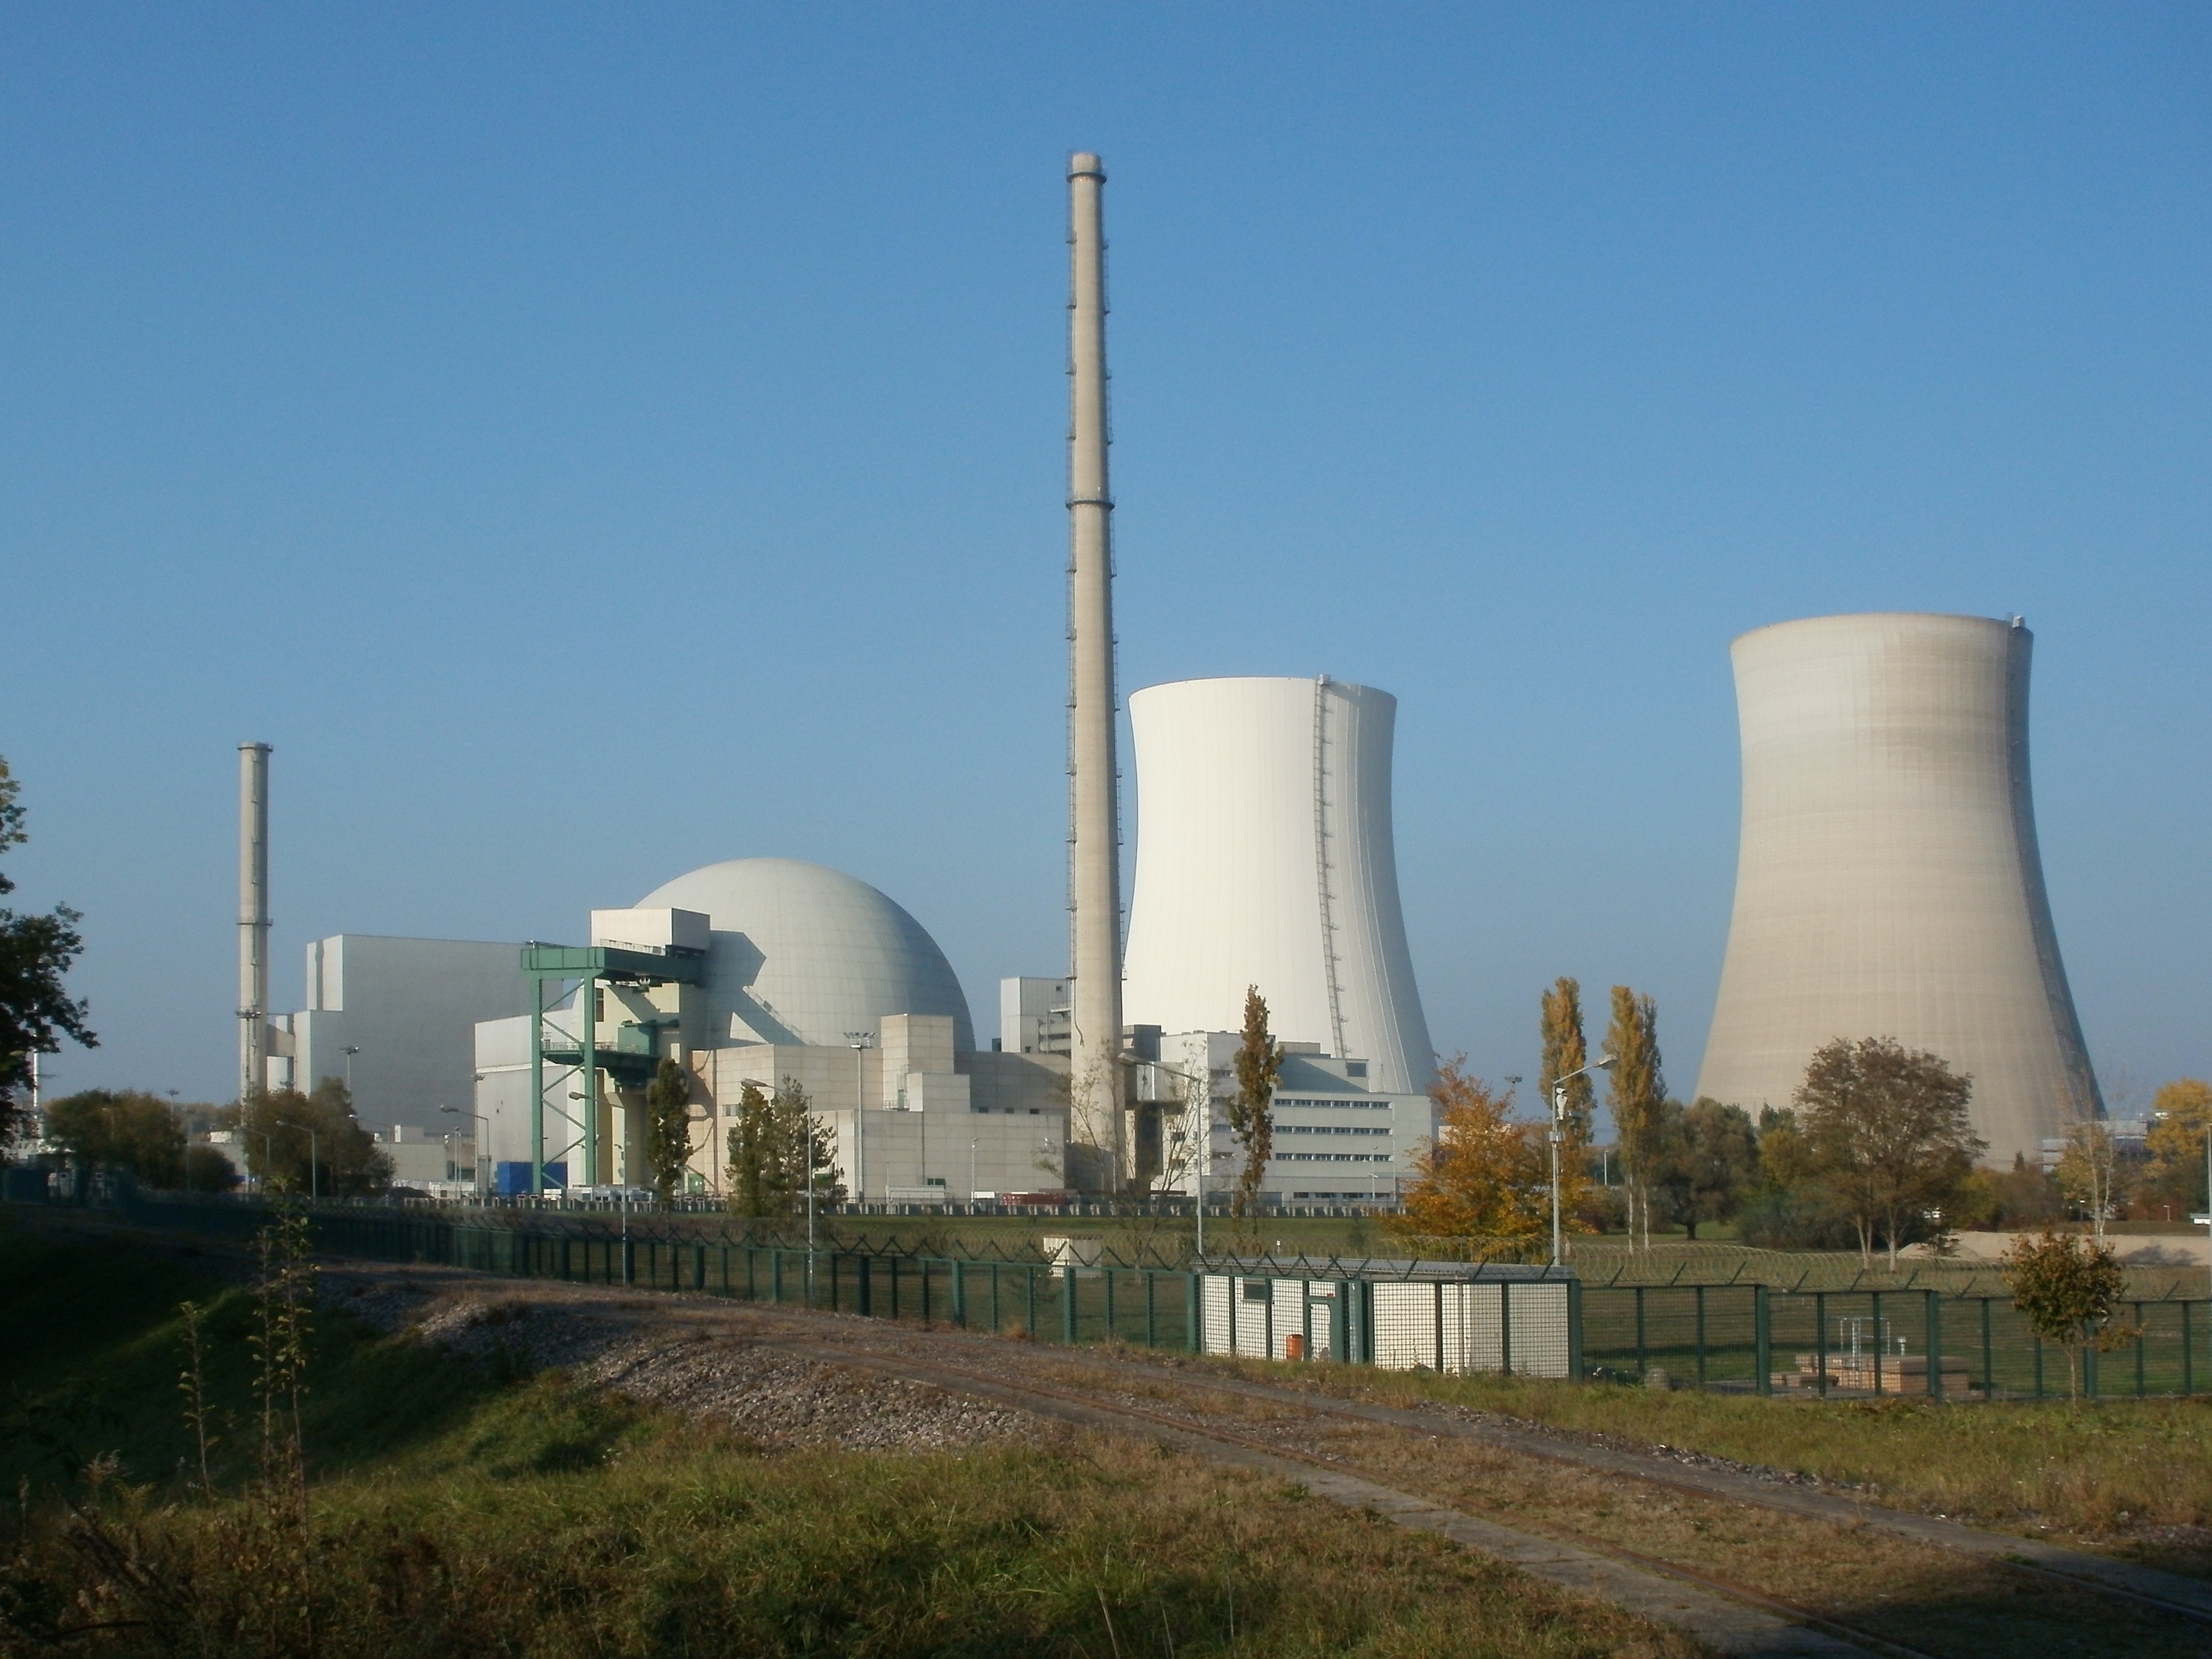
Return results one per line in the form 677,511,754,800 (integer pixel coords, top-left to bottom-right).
237,742,271,1104
1065,151,1125,1190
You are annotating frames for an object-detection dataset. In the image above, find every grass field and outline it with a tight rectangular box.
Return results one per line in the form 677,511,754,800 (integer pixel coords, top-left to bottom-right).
0,1211,1697,1658
1191,1349,2212,1573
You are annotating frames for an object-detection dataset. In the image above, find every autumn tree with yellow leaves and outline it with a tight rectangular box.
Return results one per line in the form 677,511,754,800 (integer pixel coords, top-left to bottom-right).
1391,1060,1548,1254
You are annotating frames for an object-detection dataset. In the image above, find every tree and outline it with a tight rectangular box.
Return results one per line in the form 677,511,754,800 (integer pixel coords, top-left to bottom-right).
1663,1099,1760,1239
1391,1060,1546,1252
2005,1228,2129,1402
1795,1037,1984,1270
1604,987,1666,1251
643,1055,694,1203
1537,977,1596,1235
1225,987,1282,1227
2143,1078,2212,1221
0,757,96,1142
44,1089,187,1188
723,1077,842,1220
240,1079,392,1197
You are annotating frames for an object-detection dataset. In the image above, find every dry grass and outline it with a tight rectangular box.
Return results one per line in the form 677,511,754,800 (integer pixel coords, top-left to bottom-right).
1172,1352,2212,1573
0,1214,1699,1659
972,1347,2212,1659
1,1376,1700,1659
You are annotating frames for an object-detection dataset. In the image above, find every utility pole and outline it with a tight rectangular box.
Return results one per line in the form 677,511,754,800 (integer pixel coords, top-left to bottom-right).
1549,1056,1615,1269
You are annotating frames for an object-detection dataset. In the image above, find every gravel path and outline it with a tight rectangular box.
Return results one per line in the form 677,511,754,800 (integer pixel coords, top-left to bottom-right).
324,1266,1037,1453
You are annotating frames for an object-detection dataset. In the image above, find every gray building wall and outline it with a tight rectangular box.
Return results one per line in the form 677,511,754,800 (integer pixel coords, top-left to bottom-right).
271,935,532,1133
1694,613,2101,1164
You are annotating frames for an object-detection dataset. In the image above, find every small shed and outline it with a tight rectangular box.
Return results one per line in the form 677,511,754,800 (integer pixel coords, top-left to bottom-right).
1197,1259,1579,1378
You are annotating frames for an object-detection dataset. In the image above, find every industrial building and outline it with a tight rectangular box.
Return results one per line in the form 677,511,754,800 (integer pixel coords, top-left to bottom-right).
267,934,532,1129
472,858,1069,1198
1131,1028,1430,1205
1121,675,1437,1099
1694,613,2101,1164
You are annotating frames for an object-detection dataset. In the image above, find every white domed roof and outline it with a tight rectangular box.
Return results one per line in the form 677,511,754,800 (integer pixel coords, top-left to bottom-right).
636,858,973,1051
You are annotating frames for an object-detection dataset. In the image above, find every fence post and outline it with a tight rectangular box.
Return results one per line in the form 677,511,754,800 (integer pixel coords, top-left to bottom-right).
1926,1293,1944,1403
858,1254,873,1318
1435,1281,1446,1374
991,1262,1002,1332
1145,1272,1158,1348
953,1260,967,1329
1568,1277,1585,1381
1187,1271,1203,1354
772,1249,783,1305
2185,1301,2195,1397
2135,1303,2146,1397
1499,1281,1513,1376
1062,1266,1078,1345
1634,1286,1646,1381
1754,1284,1771,1396
1982,1298,1995,1400
1694,1285,1707,1391
694,1242,706,1291
1026,1265,1038,1338
1815,1291,1828,1399
1103,1266,1116,1342
1871,1290,1883,1397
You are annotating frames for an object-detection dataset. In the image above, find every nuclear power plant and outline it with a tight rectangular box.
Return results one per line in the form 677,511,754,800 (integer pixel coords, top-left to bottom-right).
206,164,2122,1209
1694,612,2101,1164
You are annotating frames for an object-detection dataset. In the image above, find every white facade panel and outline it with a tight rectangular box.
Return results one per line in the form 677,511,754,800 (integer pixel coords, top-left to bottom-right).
1694,614,2100,1164
1123,678,1434,1096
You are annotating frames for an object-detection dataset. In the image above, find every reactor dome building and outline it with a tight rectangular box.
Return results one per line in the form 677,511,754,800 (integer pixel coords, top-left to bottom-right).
631,857,975,1052
1694,612,2101,1164
1121,675,1436,1099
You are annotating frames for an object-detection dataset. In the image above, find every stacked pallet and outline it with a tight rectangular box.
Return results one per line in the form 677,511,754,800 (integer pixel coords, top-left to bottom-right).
1773,1352,1976,1396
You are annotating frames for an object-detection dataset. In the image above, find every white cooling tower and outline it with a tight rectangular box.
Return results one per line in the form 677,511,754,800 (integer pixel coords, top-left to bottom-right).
1122,676,1435,1096
1694,613,2100,1164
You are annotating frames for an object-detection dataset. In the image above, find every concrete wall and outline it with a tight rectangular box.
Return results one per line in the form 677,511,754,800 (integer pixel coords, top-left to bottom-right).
270,935,530,1131
1694,613,2101,1164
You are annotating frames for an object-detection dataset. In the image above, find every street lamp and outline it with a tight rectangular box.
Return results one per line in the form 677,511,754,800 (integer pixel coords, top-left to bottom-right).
1549,1056,1615,1268
276,1120,319,1202
439,1105,492,1199
845,1032,874,1205
1119,1052,1216,1259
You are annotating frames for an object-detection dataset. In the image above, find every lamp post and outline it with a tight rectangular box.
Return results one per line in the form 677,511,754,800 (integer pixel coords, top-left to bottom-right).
1549,1056,1615,1269
439,1105,492,1200
1119,1052,1214,1259
276,1121,318,1202
845,1032,873,1206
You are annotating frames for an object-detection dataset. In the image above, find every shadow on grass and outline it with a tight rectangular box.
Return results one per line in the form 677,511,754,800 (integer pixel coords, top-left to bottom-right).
0,1210,517,1497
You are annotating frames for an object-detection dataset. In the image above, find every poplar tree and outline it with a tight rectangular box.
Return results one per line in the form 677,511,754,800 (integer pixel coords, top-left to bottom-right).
644,1055,694,1203
1605,986,1666,1252
1538,977,1596,1234
1226,987,1283,1229
1538,977,1593,1137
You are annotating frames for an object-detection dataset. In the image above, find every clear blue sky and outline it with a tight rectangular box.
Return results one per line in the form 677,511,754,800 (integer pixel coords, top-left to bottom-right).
5,4,2207,1116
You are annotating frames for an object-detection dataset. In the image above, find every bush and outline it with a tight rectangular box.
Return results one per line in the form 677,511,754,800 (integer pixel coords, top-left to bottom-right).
1734,1183,1859,1251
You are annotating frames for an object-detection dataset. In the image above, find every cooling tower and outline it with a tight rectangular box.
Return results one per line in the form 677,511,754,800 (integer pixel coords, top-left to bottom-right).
1694,613,2099,1164
1122,676,1436,1097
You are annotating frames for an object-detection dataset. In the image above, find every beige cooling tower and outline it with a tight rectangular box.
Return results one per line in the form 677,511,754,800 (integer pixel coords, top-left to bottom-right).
1694,612,2100,1164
